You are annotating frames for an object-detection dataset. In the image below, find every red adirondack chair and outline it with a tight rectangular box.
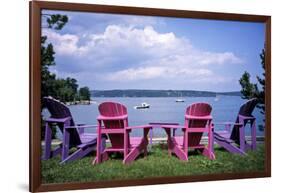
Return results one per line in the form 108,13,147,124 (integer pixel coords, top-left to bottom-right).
92,102,152,165
162,102,215,161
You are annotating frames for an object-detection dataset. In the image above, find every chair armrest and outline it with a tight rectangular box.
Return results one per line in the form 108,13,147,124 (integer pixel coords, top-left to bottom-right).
238,114,255,120
162,124,213,133
125,125,152,130
64,124,98,134
185,115,212,120
97,115,128,121
44,116,72,123
213,122,243,133
65,124,98,129
161,125,185,129
65,124,98,135
149,122,179,126
213,122,243,126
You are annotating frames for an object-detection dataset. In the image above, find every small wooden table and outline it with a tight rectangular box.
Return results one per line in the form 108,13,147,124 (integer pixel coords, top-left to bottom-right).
148,121,215,161
148,122,180,154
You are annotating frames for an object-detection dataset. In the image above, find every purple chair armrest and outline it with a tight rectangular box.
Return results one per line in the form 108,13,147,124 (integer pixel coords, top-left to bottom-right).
44,116,72,123
238,114,256,120
213,122,243,133
64,124,98,129
213,122,243,126
64,124,98,134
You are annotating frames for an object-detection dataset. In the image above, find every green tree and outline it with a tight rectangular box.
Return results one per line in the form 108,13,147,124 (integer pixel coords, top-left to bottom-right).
256,48,265,115
41,14,68,140
239,72,259,99
66,77,79,101
79,87,91,101
239,47,265,131
41,36,57,98
239,47,265,115
44,14,68,30
53,78,78,102
41,14,68,99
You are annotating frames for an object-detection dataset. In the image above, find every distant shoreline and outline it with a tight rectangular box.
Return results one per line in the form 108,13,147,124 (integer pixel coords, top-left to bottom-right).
65,100,92,106
91,89,242,98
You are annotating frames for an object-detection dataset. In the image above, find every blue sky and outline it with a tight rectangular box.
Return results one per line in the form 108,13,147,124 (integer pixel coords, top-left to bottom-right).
42,10,265,92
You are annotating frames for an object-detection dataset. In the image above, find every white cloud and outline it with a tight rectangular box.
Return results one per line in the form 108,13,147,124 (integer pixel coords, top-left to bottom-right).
43,30,87,56
198,52,243,65
106,66,213,81
42,25,243,85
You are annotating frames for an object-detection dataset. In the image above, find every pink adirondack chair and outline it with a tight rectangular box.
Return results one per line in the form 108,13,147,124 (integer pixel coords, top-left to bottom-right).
162,103,215,161
92,102,152,165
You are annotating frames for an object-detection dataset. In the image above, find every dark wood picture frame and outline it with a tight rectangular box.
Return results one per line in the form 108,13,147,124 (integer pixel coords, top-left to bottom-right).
30,1,271,192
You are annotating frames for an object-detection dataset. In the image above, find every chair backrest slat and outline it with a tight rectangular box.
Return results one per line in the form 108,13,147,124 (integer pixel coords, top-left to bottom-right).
43,96,81,145
230,98,258,144
185,103,212,146
98,102,128,148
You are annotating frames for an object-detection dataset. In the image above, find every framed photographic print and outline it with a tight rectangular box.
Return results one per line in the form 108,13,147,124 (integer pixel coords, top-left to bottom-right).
30,1,271,192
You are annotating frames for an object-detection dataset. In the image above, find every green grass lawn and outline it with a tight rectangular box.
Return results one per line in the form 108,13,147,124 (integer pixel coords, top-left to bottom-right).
42,144,265,184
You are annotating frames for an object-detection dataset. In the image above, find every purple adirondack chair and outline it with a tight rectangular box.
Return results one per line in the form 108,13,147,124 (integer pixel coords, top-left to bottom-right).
92,102,151,165
162,103,215,161
214,98,258,155
42,96,107,164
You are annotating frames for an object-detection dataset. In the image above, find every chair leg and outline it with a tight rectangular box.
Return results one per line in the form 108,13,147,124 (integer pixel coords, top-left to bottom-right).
251,120,257,150
123,138,148,164
52,145,62,157
93,122,102,165
143,147,148,157
204,125,215,160
174,147,188,161
62,126,70,161
170,138,188,161
239,117,246,152
202,147,216,160
43,122,52,160
92,151,109,165
60,145,95,164
92,137,107,165
215,138,246,155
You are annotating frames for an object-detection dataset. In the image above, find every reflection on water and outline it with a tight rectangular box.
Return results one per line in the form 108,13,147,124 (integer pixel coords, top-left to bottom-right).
42,96,264,138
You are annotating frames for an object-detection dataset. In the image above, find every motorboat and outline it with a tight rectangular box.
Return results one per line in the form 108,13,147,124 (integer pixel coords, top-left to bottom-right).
175,98,185,102
134,102,150,109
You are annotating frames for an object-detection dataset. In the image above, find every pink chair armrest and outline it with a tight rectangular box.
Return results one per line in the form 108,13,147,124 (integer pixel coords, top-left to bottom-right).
125,125,152,130
161,125,185,129
97,115,128,121
185,115,213,120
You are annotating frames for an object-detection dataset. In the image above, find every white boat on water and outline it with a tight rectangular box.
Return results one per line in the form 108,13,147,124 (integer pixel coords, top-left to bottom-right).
175,99,185,102
134,102,150,109
214,94,220,102
175,92,185,102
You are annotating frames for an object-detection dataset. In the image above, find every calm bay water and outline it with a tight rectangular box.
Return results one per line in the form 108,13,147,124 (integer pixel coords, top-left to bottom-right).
43,96,264,138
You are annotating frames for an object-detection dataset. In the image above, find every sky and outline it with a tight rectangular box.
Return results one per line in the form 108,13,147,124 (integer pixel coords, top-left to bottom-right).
41,10,265,92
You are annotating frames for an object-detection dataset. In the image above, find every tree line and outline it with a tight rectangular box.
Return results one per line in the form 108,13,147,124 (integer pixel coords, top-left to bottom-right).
41,14,91,139
41,14,91,103
239,47,265,129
